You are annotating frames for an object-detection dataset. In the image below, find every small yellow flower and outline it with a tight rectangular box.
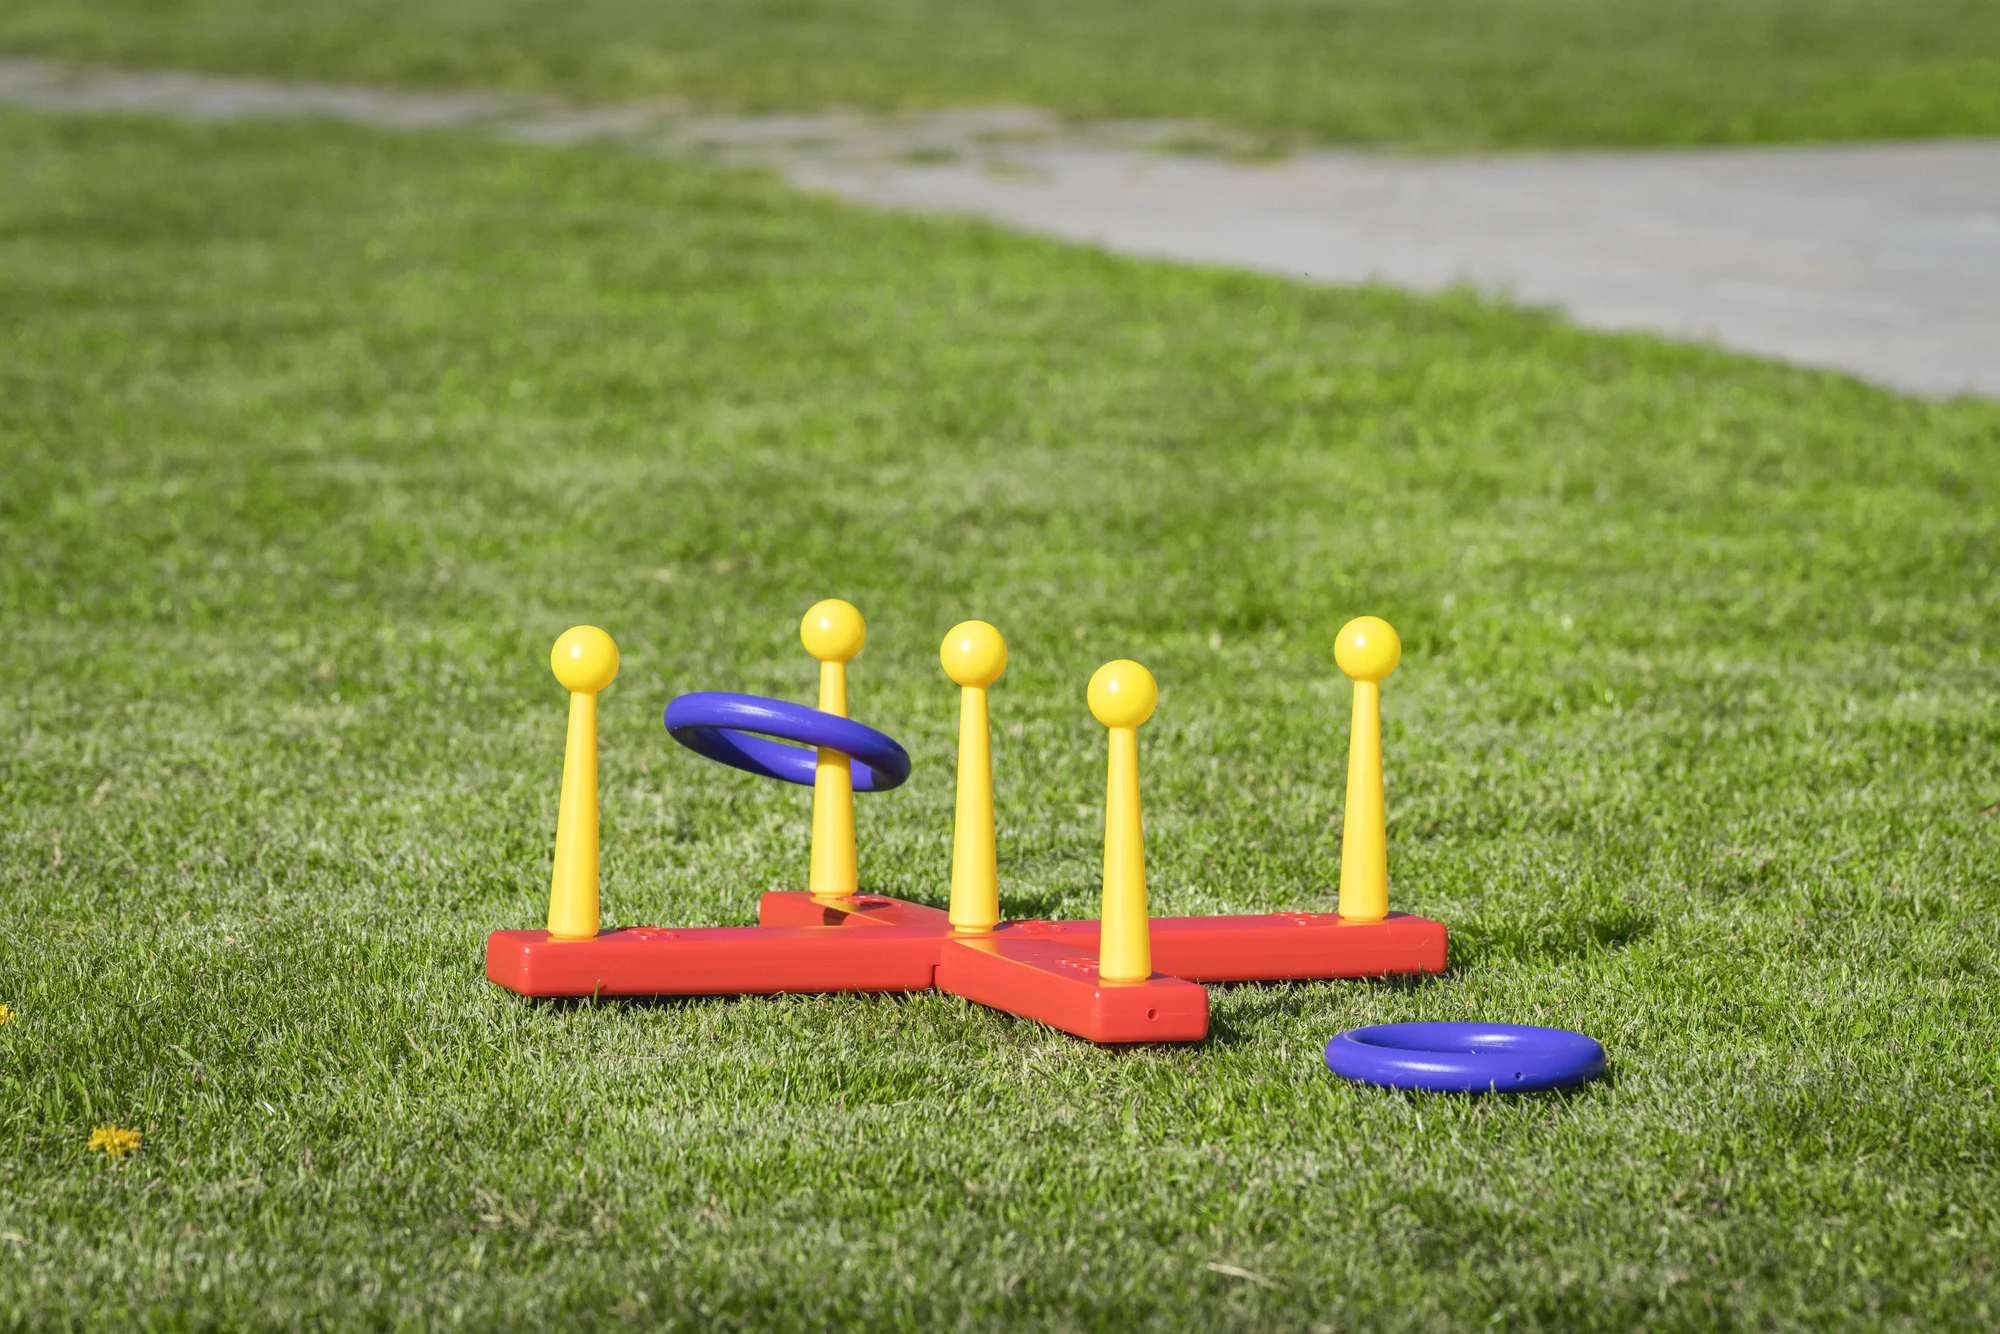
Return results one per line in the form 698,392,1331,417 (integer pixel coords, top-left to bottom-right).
0,1005,12,1027
87,1126,141,1158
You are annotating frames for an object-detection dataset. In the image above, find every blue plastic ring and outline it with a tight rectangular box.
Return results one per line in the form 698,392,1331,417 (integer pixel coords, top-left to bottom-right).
1324,1022,1605,1094
664,692,911,792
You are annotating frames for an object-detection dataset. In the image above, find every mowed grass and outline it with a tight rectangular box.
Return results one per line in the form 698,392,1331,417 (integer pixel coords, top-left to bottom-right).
5,0,2000,150
1,108,1998,1330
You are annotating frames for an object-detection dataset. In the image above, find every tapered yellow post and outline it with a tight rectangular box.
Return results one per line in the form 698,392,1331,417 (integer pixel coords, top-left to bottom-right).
547,625,620,940
802,599,867,900
1335,616,1401,922
1089,660,1158,982
941,621,1008,933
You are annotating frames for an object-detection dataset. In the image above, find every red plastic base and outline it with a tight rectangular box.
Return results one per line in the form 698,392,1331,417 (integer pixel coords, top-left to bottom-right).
485,895,1446,1044
485,925,940,996
936,936,1208,1042
993,910,1448,981
754,892,1446,979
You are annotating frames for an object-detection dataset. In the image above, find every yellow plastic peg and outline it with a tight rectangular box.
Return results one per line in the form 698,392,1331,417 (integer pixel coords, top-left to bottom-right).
1089,660,1158,982
547,625,620,940
1335,616,1401,922
802,599,867,900
941,621,1008,932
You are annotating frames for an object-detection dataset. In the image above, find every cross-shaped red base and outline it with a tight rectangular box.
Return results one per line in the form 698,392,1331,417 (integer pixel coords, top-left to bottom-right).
486,896,1446,1044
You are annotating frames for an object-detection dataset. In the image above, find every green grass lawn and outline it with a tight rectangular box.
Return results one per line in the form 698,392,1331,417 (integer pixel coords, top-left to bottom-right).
2,108,1998,1329
5,0,2000,150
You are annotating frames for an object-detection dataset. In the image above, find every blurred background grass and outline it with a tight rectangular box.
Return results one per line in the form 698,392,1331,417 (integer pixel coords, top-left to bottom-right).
3,0,1998,148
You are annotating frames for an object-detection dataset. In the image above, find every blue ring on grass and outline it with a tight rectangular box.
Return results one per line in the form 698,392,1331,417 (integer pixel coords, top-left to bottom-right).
664,692,911,792
1324,1022,1605,1094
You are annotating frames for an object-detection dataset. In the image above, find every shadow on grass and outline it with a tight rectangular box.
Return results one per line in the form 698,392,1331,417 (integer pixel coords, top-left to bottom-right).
1367,1067,1620,1101
996,887,1082,920
530,991,744,1013
1197,971,1450,1047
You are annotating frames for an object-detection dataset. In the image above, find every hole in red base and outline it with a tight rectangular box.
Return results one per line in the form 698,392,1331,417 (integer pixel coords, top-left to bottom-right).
1146,1009,1159,1020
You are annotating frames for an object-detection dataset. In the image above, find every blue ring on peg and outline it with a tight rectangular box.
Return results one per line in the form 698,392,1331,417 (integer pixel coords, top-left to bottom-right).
664,692,911,792
1324,1022,1605,1094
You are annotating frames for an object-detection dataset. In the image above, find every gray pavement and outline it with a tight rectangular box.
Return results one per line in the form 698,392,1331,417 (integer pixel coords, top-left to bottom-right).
4,58,1995,398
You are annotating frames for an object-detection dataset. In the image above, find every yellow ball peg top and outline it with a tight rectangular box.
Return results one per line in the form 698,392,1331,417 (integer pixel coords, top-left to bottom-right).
550,625,620,694
801,599,867,663
1334,616,1401,683
1088,660,1158,729
940,620,1008,687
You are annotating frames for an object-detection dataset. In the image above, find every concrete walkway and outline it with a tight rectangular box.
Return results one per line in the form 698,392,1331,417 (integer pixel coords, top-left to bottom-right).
4,58,1996,398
